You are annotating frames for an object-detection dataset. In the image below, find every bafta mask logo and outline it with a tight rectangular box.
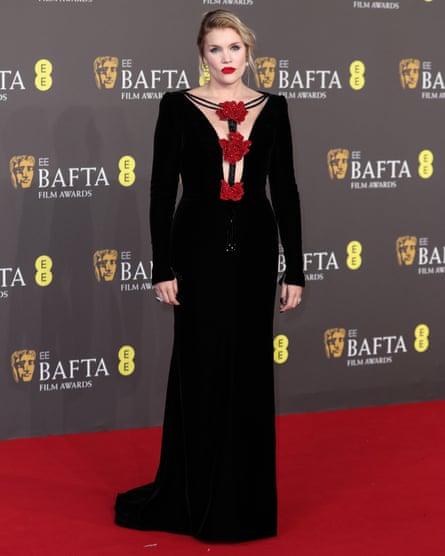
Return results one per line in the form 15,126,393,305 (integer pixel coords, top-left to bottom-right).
94,249,118,282
254,57,277,89
324,328,346,359
11,350,36,383
327,149,349,180
399,59,420,89
396,236,417,266
94,56,119,89
9,155,35,189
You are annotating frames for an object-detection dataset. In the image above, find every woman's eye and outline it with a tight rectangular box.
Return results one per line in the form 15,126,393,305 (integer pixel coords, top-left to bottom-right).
209,47,219,54
231,45,241,51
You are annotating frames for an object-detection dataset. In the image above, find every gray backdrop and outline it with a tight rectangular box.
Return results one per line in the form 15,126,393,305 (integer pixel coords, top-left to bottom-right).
1,0,444,439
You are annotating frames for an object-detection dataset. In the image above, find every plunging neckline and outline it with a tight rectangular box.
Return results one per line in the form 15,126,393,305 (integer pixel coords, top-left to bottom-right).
182,90,269,144
182,90,269,187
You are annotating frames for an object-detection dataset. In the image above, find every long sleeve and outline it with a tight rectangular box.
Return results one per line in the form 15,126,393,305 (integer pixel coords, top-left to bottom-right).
150,93,182,285
268,95,305,287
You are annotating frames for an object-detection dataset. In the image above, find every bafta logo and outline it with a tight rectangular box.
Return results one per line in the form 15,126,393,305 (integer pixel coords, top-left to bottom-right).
11,350,36,383
9,155,35,189
94,249,118,282
396,236,417,266
324,328,346,359
94,56,119,89
327,149,349,180
399,59,420,89
254,57,277,89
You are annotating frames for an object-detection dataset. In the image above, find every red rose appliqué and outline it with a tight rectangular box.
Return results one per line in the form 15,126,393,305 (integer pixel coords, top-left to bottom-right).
219,132,252,164
220,179,244,201
216,101,248,124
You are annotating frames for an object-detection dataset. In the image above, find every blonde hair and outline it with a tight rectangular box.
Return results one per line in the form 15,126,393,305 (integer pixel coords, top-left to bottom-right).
197,10,256,75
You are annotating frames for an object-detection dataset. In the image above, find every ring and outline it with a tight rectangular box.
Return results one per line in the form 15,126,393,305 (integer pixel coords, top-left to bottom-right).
297,298,302,305
155,295,163,302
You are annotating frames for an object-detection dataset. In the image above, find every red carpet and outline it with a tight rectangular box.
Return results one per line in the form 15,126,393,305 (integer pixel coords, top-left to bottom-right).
1,400,445,555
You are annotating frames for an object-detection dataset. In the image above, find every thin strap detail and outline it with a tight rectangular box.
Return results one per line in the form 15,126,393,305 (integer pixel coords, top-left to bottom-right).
183,91,267,111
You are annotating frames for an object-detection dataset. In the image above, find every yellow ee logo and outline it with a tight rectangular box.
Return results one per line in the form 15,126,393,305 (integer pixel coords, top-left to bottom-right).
119,155,136,187
346,241,362,270
35,255,53,286
349,60,365,91
418,150,434,179
414,324,430,353
34,59,53,91
274,334,289,364
118,345,136,376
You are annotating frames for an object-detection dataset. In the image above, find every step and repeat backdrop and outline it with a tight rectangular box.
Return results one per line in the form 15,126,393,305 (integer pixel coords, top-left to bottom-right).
1,0,443,439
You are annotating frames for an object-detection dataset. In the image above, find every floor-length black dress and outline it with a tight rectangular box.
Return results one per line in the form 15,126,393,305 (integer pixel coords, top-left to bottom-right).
115,90,305,542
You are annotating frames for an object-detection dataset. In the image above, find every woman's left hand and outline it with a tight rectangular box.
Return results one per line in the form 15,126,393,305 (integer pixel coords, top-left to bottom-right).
280,283,303,313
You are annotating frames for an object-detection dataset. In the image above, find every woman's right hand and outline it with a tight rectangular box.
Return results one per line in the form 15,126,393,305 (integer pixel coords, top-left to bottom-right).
153,278,180,306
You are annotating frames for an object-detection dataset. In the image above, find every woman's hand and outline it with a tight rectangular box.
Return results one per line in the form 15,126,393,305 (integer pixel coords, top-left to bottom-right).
153,278,180,306
280,283,303,313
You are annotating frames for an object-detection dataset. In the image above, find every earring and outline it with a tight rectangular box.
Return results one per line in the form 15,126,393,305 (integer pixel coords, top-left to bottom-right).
199,60,210,86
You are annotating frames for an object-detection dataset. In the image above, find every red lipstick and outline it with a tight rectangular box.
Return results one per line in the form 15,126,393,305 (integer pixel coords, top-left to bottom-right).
222,67,236,74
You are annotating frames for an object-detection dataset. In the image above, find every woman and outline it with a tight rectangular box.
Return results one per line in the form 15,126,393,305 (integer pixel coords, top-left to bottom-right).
115,9,304,543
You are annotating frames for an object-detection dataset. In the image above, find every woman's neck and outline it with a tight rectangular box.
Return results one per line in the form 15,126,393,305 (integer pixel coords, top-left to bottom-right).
200,82,252,103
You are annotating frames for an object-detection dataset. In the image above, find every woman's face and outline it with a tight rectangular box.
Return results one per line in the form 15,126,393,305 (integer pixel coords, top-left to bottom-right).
203,27,247,85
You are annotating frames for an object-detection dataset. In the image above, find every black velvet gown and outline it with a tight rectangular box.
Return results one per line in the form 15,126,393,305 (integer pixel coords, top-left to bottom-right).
115,90,304,542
